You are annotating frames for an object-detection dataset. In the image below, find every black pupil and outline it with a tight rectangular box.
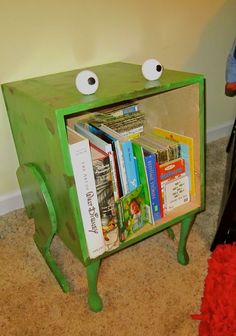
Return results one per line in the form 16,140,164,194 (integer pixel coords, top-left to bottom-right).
156,65,162,72
88,77,96,85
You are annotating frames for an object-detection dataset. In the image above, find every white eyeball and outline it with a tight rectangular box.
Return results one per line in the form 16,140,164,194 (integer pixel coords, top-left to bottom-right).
75,70,99,95
142,59,163,81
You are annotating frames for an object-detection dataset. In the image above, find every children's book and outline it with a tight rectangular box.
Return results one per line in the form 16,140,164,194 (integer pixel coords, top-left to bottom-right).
144,151,163,221
90,144,120,251
116,184,150,241
74,122,120,201
131,142,153,224
121,140,139,192
67,127,105,259
114,140,129,196
164,175,190,212
141,132,180,162
87,123,139,195
152,127,195,195
110,103,139,117
89,111,145,137
133,136,169,165
157,157,190,214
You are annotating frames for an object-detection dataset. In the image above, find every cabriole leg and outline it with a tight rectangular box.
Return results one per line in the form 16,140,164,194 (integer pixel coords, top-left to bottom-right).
177,214,195,265
17,163,70,292
86,259,103,312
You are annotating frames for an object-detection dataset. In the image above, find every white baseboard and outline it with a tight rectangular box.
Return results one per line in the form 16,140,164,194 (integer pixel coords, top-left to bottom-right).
0,120,234,216
0,191,24,216
206,120,234,143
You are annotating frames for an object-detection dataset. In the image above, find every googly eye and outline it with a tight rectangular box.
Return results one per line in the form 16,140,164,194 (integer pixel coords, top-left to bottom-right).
142,59,164,81
75,70,99,95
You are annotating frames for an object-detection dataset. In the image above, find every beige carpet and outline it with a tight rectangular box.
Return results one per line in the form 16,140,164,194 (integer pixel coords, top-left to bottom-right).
0,137,228,336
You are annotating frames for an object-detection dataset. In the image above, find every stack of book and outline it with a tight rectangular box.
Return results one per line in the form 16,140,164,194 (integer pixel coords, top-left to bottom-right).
88,102,144,138
67,103,194,258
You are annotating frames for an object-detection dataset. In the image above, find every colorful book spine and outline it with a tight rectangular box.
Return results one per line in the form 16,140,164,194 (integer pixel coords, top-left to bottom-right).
90,144,120,252
131,142,153,224
156,157,189,214
67,128,105,259
159,158,186,182
111,104,139,117
121,140,139,192
114,140,129,196
74,122,120,201
152,127,195,195
144,152,162,221
116,184,148,241
164,175,190,212
178,144,191,194
155,162,164,218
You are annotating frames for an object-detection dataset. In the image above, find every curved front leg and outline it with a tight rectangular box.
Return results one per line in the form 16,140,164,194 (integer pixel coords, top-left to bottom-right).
86,259,103,312
17,163,70,293
177,214,195,265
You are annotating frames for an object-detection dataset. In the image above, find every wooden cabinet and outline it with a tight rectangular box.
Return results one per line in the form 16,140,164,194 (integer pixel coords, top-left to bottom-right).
2,62,205,311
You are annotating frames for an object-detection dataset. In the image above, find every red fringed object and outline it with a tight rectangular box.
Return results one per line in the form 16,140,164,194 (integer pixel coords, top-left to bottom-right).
192,244,236,335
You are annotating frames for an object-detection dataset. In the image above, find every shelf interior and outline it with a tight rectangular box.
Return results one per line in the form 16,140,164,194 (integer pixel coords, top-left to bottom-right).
65,82,203,253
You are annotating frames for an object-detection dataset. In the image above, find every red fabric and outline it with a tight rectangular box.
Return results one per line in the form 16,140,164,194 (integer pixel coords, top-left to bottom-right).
192,244,236,335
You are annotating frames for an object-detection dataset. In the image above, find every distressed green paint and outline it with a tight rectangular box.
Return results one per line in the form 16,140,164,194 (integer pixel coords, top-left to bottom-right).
86,259,103,312
2,85,87,264
199,78,206,211
177,214,196,265
2,62,205,312
17,163,70,292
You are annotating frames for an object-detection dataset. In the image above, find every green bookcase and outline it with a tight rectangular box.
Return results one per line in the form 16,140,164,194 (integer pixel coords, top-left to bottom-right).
2,62,205,312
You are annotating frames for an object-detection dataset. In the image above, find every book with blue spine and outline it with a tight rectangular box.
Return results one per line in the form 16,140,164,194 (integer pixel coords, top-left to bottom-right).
178,143,191,193
121,140,139,192
144,151,163,221
87,122,139,195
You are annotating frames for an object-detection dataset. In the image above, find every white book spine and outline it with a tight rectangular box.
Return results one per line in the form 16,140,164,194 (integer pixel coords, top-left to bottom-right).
114,140,129,195
69,140,105,259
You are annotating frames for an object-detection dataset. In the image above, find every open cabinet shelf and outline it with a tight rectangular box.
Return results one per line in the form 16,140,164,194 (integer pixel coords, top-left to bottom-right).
2,62,205,312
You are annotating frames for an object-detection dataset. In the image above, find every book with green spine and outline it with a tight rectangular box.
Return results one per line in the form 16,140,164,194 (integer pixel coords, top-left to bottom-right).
131,142,153,224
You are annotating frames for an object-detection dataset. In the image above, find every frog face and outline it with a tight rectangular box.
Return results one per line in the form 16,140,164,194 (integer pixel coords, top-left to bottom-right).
75,58,164,95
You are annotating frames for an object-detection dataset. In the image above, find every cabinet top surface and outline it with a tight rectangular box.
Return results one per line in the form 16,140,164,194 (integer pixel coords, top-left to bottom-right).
2,62,204,114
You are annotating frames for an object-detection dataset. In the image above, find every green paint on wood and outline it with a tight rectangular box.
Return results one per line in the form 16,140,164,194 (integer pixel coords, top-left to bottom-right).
2,61,205,312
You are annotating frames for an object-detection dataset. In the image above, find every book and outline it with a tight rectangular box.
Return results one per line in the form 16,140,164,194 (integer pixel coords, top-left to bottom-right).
89,102,139,117
106,103,139,117
132,142,153,224
74,122,120,201
141,132,180,162
143,151,163,221
164,175,190,212
114,140,129,196
79,122,125,199
121,140,139,192
67,127,105,259
89,110,145,138
158,158,186,182
116,184,150,241
90,144,120,251
88,123,139,195
133,136,169,165
100,123,143,139
152,127,195,195
157,157,190,214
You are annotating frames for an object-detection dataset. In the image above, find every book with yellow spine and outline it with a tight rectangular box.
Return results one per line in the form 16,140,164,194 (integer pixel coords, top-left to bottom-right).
152,127,195,196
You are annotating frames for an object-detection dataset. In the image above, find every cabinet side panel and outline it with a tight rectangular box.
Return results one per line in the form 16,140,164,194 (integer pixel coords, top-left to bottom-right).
2,85,86,263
